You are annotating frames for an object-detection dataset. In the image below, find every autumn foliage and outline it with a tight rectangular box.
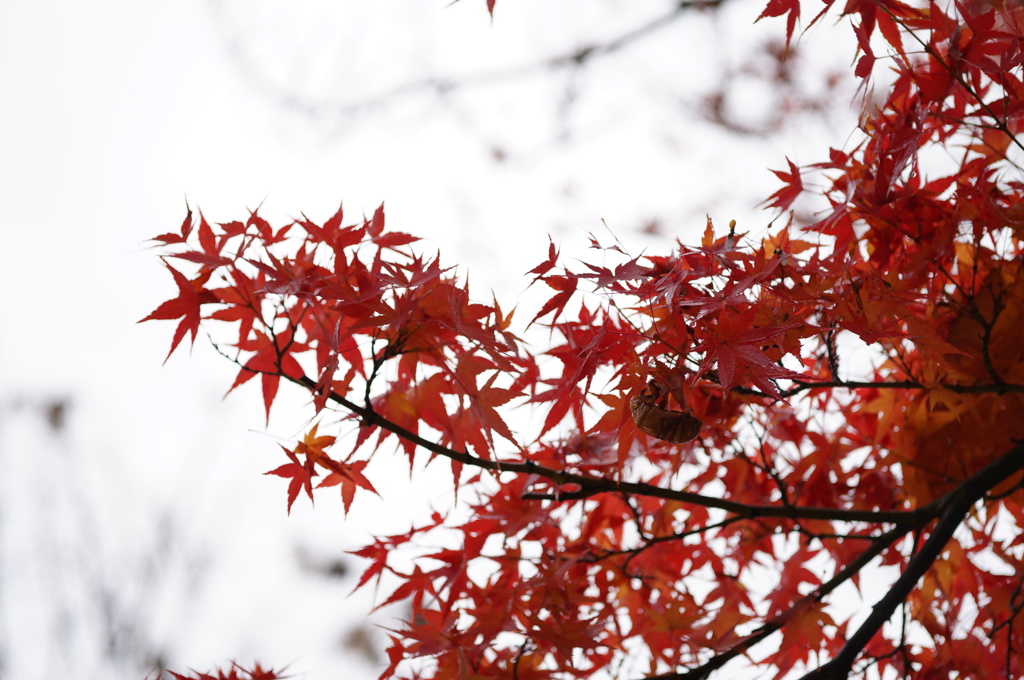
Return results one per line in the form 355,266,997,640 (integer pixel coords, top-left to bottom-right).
146,1,1024,678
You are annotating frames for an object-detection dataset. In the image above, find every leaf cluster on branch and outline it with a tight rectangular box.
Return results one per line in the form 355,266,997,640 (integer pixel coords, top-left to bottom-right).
147,0,1024,678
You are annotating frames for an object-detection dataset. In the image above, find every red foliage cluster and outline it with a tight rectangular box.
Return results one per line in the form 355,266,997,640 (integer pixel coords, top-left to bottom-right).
145,1,1024,678
161,661,284,680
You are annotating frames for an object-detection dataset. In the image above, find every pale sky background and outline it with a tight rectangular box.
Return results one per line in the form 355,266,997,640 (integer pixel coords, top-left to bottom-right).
0,1,859,679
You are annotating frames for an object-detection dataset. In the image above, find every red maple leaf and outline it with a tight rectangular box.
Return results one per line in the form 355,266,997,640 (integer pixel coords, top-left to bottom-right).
318,459,378,515
694,306,807,397
757,0,800,46
139,262,215,362
264,445,316,514
227,328,308,421
764,158,804,211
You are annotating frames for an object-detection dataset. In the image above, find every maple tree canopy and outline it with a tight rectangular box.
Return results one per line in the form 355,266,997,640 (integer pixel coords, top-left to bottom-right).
144,0,1024,678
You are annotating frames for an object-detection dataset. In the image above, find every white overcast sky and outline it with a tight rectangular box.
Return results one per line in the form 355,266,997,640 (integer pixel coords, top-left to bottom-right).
0,1,857,679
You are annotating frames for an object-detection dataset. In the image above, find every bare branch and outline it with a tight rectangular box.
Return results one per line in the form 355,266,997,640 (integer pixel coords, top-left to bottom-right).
228,0,726,119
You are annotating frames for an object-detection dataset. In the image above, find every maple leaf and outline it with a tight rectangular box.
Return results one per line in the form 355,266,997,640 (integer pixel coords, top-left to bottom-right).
375,565,442,615
528,238,559,282
367,203,385,237
757,0,800,46
169,214,233,269
530,613,606,659
764,549,822,618
769,600,836,678
318,459,378,515
530,274,578,326
455,355,519,448
390,607,465,659
139,261,215,362
851,21,878,79
295,423,335,462
227,328,308,422
694,306,807,397
265,446,315,513
150,206,194,245
349,515,445,597
676,257,781,320
764,158,803,211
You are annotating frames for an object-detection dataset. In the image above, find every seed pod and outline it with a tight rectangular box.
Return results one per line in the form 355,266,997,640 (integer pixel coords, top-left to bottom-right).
630,394,703,443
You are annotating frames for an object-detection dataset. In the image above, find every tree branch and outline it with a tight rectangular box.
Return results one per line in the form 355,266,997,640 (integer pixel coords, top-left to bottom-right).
286,373,936,525
643,523,912,680
736,379,1024,400
643,441,1024,680
799,440,1024,679
221,0,727,120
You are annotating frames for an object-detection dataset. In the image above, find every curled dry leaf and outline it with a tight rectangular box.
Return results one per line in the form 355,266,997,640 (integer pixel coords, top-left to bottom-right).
630,385,703,444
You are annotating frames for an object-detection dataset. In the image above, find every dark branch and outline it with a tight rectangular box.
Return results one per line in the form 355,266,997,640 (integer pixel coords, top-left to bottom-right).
799,440,1024,679
736,379,1024,400
644,524,913,680
284,373,936,525
214,340,1023,680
